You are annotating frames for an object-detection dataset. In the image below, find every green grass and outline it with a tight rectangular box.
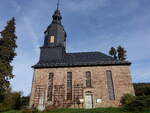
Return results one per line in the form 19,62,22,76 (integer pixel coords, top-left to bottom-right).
2,108,150,113
2,110,22,113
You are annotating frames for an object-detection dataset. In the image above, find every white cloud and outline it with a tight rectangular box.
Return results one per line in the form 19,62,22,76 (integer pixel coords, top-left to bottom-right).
23,17,40,56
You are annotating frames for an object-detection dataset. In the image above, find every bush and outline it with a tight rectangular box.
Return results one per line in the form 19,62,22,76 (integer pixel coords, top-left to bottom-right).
121,94,150,112
32,107,39,113
0,87,30,112
125,96,150,112
20,96,30,109
0,90,22,112
121,94,136,105
0,103,10,112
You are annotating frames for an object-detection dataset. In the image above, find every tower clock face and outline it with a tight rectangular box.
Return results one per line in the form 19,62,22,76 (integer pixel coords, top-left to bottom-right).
49,36,55,43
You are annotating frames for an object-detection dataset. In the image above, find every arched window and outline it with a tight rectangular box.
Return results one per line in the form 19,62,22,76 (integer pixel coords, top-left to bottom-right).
67,72,72,100
47,73,54,101
85,71,92,88
106,70,115,100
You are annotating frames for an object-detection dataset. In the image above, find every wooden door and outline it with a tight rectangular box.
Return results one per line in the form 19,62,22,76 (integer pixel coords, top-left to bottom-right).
85,94,93,108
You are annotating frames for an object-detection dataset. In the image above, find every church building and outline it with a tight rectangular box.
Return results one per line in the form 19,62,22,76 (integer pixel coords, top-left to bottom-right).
29,6,134,110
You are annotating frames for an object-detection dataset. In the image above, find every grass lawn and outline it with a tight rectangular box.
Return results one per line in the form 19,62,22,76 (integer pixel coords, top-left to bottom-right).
2,108,150,113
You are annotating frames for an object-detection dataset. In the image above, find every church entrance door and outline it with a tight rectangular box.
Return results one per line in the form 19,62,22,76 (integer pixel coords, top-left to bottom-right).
85,94,93,108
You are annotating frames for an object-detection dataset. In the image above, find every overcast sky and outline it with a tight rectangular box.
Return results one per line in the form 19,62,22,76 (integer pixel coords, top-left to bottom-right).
0,0,150,95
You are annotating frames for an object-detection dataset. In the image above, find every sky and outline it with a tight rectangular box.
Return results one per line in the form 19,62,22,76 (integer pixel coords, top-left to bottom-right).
0,0,150,96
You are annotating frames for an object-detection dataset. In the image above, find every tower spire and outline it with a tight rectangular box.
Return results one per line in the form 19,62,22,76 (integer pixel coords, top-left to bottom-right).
57,0,60,10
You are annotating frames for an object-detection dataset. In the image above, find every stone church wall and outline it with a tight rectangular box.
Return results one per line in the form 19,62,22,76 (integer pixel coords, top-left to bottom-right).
30,65,134,108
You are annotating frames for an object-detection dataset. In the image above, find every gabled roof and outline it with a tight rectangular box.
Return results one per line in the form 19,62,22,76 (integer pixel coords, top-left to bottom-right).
33,52,131,68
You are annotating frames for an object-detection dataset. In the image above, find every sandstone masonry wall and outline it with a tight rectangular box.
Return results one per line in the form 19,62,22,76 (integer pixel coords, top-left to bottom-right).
30,65,134,108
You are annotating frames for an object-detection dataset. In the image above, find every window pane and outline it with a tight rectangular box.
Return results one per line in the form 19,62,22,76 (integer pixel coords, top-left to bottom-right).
50,36,55,43
67,72,72,79
47,73,54,101
49,73,53,80
106,70,115,100
67,72,72,100
85,71,92,87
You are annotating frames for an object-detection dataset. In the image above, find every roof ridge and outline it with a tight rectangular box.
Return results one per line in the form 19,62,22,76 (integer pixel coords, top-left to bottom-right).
66,51,113,57
67,51,103,54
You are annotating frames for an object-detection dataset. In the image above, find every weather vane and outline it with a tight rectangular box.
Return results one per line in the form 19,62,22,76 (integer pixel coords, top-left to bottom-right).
57,0,60,10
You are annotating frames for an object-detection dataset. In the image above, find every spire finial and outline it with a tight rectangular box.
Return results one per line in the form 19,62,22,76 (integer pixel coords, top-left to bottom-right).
57,0,60,10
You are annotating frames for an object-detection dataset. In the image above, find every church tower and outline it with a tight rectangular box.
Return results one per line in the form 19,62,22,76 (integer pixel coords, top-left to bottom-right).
39,8,67,62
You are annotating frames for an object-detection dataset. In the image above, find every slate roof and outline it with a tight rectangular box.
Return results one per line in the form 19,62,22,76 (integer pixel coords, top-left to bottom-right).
33,52,131,68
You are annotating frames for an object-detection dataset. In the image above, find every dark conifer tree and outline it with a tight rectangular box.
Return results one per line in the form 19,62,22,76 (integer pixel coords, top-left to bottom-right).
109,47,117,59
109,46,127,61
117,46,126,61
0,17,17,95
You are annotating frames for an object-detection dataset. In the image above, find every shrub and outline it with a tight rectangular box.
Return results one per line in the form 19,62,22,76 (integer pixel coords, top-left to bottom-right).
125,96,150,112
32,107,39,113
20,96,30,108
121,94,136,105
0,103,9,112
0,90,22,112
121,94,150,112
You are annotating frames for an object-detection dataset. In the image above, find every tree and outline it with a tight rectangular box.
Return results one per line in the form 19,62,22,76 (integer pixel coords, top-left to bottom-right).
117,46,126,61
109,47,117,59
0,88,22,111
133,83,150,96
108,46,127,61
0,17,17,95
